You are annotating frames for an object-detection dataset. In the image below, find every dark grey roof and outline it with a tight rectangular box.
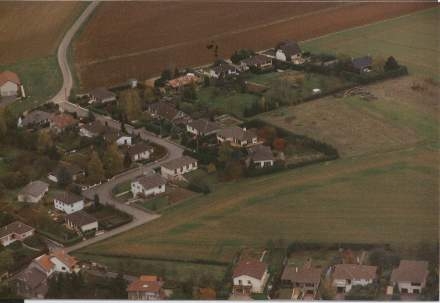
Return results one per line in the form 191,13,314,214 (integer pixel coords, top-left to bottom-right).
187,119,220,134
89,87,116,101
0,221,34,238
161,155,197,170
65,210,97,227
212,62,238,75
53,191,83,205
277,40,301,58
248,145,274,162
81,120,106,135
19,180,49,198
128,142,153,157
241,55,272,67
352,56,373,70
15,267,47,290
148,102,179,121
135,174,167,190
22,110,52,126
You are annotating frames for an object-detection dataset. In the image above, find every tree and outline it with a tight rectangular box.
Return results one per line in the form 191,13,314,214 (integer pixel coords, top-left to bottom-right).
110,273,128,299
230,48,255,64
391,284,401,300
217,142,233,164
182,83,197,101
0,108,7,141
103,143,123,178
123,151,132,168
86,151,105,184
161,69,172,81
143,87,156,104
93,194,100,208
272,137,286,151
57,166,73,187
119,89,143,121
87,110,96,122
384,56,400,72
345,284,377,300
37,131,53,153
319,280,336,300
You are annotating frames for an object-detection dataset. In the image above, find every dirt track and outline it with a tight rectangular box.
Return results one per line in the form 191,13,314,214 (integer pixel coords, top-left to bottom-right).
74,2,434,90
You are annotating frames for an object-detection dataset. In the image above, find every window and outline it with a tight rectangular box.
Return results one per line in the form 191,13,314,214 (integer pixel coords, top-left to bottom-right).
413,289,420,294
411,282,421,286
248,280,251,285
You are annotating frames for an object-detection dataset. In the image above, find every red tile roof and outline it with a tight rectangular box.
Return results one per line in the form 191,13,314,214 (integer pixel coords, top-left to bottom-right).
0,71,20,86
50,249,78,269
233,259,267,280
50,113,78,129
34,254,55,274
127,275,163,293
391,260,429,284
333,264,377,281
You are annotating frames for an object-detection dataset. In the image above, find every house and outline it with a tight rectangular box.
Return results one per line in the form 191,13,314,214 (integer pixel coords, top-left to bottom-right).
128,142,154,161
275,40,303,64
217,126,258,147
240,55,273,71
147,102,187,122
89,87,116,104
48,163,85,183
116,135,132,146
53,191,84,214
247,145,274,168
20,110,52,128
390,260,429,295
232,258,269,295
186,119,221,137
127,275,164,300
13,267,48,299
131,174,166,198
79,120,106,138
352,56,373,73
0,71,21,97
49,113,78,133
281,261,322,299
332,264,377,294
207,61,240,79
31,250,78,276
17,180,49,203
65,210,98,233
160,156,198,180
167,73,200,90
0,221,35,247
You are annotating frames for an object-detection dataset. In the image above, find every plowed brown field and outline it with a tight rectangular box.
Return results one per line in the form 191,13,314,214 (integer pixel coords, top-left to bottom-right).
74,2,434,90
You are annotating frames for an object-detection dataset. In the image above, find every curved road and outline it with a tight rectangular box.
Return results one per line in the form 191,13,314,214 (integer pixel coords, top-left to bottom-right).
49,0,185,252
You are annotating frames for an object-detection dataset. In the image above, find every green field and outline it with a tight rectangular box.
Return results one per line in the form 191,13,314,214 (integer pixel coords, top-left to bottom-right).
0,56,62,115
301,8,440,81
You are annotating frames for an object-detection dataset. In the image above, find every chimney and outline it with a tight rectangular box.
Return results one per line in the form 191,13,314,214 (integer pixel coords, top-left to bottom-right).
243,127,247,132
295,267,298,273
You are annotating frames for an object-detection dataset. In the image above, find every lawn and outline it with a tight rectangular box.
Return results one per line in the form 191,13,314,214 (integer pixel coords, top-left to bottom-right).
78,143,438,263
301,7,440,81
197,86,259,118
86,204,132,230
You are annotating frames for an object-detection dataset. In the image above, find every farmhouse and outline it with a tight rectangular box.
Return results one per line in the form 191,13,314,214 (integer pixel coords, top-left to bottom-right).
53,191,84,214
390,260,429,295
275,40,303,64
332,264,377,294
17,180,49,203
0,70,21,97
217,126,258,147
65,210,98,233
89,87,116,104
161,155,198,180
247,145,274,168
147,101,189,123
0,221,35,247
232,258,269,295
20,110,52,128
352,56,373,73
281,261,322,299
79,120,106,137
131,174,166,198
128,142,154,161
167,73,200,90
127,275,164,300
186,119,221,137
240,55,273,71
207,61,240,79
49,113,78,133
31,250,78,276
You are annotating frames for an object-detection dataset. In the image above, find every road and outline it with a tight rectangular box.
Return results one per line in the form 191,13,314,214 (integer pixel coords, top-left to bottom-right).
48,0,185,252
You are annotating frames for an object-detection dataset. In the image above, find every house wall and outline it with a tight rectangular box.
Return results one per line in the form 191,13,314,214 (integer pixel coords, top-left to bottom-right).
133,150,151,161
275,50,287,62
128,290,160,300
233,272,268,293
131,181,165,197
396,281,426,294
0,81,18,96
54,199,84,214
50,257,72,273
116,136,132,146
254,160,274,168
333,278,374,293
79,128,96,138
186,125,198,136
160,162,198,179
0,230,34,247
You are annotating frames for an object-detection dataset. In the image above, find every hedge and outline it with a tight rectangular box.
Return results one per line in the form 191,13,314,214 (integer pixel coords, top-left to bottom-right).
37,230,82,246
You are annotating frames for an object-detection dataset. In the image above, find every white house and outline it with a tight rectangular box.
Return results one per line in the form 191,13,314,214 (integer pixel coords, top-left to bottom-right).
65,210,98,233
217,126,258,147
116,135,132,146
160,156,198,180
390,260,429,295
53,192,84,214
0,71,21,97
232,259,269,295
131,174,166,198
17,180,49,203
88,87,116,104
247,145,274,168
332,264,377,294
0,221,35,247
206,61,240,79
31,250,78,276
128,142,154,161
275,40,303,64
186,119,221,137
